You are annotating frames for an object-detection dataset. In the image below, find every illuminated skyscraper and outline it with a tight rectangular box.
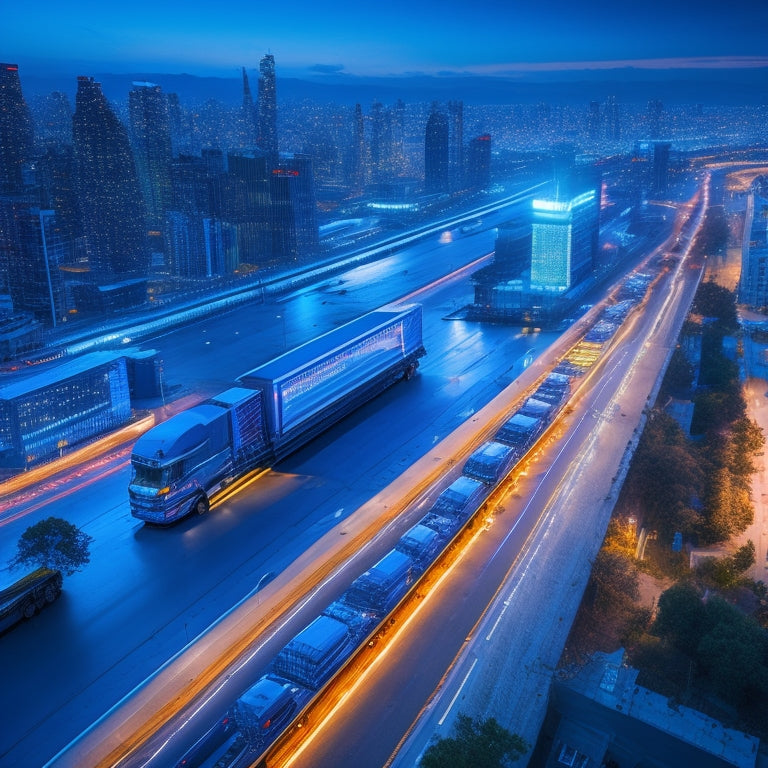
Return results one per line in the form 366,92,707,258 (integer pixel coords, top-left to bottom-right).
0,63,33,194
129,81,172,265
73,76,148,285
270,153,319,262
239,67,258,147
258,54,278,157
530,183,599,293
447,100,464,191
605,95,621,141
2,204,67,326
350,103,366,193
424,104,449,194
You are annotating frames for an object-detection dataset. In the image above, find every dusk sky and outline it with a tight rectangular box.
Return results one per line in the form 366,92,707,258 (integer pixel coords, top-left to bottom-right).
5,0,768,79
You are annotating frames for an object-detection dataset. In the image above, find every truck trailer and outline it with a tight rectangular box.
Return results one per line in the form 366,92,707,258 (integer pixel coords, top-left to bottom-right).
0,568,62,633
129,304,425,524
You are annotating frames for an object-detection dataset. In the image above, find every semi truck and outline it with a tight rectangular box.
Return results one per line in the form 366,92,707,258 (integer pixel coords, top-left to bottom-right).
0,567,62,633
129,304,426,524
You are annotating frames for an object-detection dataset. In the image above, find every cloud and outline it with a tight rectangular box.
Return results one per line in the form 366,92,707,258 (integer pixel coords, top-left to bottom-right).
308,63,346,74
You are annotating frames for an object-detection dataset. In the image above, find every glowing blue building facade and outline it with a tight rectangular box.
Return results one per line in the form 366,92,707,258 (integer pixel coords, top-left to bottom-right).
529,189,599,293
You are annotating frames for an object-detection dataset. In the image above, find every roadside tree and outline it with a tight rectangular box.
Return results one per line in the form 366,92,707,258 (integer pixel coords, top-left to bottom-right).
10,516,93,577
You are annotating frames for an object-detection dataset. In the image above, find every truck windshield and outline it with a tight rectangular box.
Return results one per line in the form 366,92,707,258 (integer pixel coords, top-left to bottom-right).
131,463,167,489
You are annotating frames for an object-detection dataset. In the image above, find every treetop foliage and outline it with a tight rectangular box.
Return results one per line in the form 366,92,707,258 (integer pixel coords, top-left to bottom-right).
420,714,527,768
10,516,93,577
654,584,768,706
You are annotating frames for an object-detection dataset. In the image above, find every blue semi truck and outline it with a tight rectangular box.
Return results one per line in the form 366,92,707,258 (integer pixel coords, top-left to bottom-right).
128,305,425,524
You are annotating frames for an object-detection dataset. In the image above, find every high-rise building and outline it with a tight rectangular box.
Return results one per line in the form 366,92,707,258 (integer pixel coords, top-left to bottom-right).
258,54,278,157
239,67,258,147
72,76,149,286
447,100,464,191
270,153,319,262
369,100,385,184
466,134,491,191
350,103,366,193
1,203,67,326
424,104,449,195
739,176,768,311
605,95,621,141
0,63,34,194
129,82,172,266
529,185,600,293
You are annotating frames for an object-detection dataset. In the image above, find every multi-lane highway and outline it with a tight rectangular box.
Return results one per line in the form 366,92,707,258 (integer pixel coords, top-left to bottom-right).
0,190,674,768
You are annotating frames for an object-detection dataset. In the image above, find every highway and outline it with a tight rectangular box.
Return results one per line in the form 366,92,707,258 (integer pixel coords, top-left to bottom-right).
257,185,709,768
0,188,673,768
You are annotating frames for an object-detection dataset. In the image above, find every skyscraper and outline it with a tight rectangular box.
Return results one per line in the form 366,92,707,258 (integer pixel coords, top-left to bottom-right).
73,76,149,285
424,104,449,195
270,153,319,262
529,187,599,293
350,103,366,193
3,204,67,326
466,134,491,191
0,63,34,194
129,81,172,266
258,54,278,157
239,67,258,147
447,100,464,191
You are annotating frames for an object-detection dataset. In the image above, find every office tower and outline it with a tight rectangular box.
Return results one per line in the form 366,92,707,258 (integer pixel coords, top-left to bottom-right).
647,99,663,139
447,100,464,191
390,99,406,176
239,67,258,147
270,153,319,262
424,104,449,194
36,145,83,261
129,82,172,265
739,176,768,311
605,95,621,141
1,203,67,326
258,54,278,157
72,76,149,285
466,134,491,191
495,218,531,278
226,149,271,264
166,92,187,155
0,63,34,194
652,142,671,194
530,178,600,293
369,100,384,183
350,103,366,193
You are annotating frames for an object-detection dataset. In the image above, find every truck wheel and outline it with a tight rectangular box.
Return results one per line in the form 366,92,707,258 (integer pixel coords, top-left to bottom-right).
44,585,59,604
22,601,36,619
194,495,209,515
404,363,417,380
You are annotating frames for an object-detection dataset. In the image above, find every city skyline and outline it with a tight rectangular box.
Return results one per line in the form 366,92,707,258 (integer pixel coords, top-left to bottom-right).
5,0,768,79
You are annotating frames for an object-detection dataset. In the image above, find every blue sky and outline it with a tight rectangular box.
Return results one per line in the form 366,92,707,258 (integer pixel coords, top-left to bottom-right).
5,0,768,78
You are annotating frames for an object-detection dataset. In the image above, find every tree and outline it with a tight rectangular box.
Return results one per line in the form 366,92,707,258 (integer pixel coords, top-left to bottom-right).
654,582,706,655
10,516,93,577
590,550,639,609
420,714,527,768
